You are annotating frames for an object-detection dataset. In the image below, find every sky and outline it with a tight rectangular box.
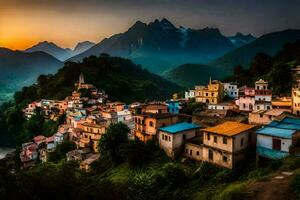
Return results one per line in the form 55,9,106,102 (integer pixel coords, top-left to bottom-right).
0,0,300,50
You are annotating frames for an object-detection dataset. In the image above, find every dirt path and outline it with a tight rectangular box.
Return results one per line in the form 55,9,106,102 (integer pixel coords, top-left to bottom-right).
247,171,297,200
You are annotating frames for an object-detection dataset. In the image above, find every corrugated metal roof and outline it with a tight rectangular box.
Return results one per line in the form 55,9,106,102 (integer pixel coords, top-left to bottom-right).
282,117,300,125
202,121,255,136
159,122,200,134
256,127,295,139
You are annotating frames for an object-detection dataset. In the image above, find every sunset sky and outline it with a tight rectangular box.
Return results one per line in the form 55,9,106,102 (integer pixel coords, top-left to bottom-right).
1,0,300,50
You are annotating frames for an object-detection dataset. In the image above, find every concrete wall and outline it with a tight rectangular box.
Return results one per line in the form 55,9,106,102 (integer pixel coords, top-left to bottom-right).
202,146,233,169
184,143,203,161
249,113,271,125
203,132,233,152
257,134,292,152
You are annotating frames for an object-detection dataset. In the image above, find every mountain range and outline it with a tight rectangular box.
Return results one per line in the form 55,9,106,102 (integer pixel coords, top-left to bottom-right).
0,48,63,104
67,19,254,74
164,29,300,87
24,41,95,61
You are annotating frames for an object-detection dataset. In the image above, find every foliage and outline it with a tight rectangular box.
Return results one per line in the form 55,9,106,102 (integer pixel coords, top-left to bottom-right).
224,41,300,95
180,100,205,115
99,122,129,165
48,141,76,162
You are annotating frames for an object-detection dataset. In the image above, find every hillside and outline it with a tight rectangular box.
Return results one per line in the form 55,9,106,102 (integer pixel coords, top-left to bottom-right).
68,18,236,74
210,29,300,71
163,63,224,87
13,54,182,104
0,48,63,104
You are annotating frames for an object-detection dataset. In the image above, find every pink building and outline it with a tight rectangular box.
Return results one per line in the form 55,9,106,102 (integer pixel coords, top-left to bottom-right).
236,87,255,111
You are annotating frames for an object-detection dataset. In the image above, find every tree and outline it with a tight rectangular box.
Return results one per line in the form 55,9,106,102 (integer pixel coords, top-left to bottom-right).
48,141,76,162
98,122,129,165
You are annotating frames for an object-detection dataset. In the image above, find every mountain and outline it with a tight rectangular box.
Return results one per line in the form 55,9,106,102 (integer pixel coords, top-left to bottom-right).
13,54,182,104
210,29,300,72
24,41,95,61
0,48,63,104
25,41,73,61
163,63,225,88
68,18,235,74
228,32,256,47
73,41,95,55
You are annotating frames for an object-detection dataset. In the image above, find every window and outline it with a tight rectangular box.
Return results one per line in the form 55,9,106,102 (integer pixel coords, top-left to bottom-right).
149,121,154,127
241,138,244,147
214,136,217,143
162,134,164,140
223,156,228,163
185,149,188,154
207,133,210,140
196,151,200,156
190,150,192,156
183,134,186,140
169,136,171,142
223,136,227,144
209,149,213,160
273,138,281,150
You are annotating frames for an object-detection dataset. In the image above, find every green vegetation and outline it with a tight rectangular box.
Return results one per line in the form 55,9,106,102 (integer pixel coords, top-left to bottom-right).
224,41,300,95
13,54,181,104
48,141,76,162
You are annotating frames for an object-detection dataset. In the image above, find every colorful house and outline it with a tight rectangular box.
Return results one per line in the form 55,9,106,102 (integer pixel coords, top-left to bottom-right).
202,121,256,169
166,100,181,114
195,80,224,104
256,117,300,159
223,82,238,99
254,79,272,111
235,87,255,112
134,113,178,142
158,122,201,158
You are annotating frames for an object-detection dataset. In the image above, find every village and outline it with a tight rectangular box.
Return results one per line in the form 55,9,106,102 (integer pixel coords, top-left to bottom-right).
19,66,300,171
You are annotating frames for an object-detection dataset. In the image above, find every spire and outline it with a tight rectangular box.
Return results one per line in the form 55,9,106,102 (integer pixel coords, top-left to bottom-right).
209,77,212,84
79,72,84,84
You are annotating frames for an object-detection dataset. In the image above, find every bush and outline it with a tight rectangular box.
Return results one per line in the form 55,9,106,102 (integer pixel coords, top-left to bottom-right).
213,183,247,200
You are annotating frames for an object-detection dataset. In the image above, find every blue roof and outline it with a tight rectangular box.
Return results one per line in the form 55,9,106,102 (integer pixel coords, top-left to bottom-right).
257,127,295,139
159,122,200,134
282,117,300,125
257,117,300,138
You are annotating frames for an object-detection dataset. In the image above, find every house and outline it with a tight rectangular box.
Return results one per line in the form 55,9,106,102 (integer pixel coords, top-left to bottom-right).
235,87,255,112
79,116,107,152
54,132,64,145
66,148,91,162
223,82,238,99
194,79,224,104
291,66,300,115
33,135,46,148
208,102,237,111
134,113,178,142
166,100,181,114
249,109,288,125
158,122,201,159
256,117,300,159
184,137,203,161
254,79,272,111
201,121,256,169
133,102,168,115
20,142,38,168
185,89,196,100
272,97,292,111
80,153,100,171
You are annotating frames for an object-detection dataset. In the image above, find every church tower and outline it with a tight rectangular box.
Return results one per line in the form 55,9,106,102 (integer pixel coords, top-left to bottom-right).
79,72,85,84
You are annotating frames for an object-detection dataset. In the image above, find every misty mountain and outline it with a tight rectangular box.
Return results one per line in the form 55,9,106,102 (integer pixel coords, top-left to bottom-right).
73,41,95,55
25,41,73,61
210,29,300,71
164,30,300,87
0,48,63,104
228,32,256,47
68,18,236,74
24,41,95,61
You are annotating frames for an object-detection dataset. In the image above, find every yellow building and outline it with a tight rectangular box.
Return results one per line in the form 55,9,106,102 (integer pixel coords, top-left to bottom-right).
79,117,107,152
195,79,224,104
202,121,255,169
292,66,300,115
134,113,178,142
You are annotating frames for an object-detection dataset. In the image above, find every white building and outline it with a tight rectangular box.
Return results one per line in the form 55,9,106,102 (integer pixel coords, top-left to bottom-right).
208,102,236,111
223,82,238,99
185,89,196,100
158,122,201,159
254,79,272,111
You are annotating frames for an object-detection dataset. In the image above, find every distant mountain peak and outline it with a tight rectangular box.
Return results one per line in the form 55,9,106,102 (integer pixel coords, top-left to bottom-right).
228,32,256,47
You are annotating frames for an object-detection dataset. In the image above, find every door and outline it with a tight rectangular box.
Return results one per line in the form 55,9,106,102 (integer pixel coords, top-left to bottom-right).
272,138,281,151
